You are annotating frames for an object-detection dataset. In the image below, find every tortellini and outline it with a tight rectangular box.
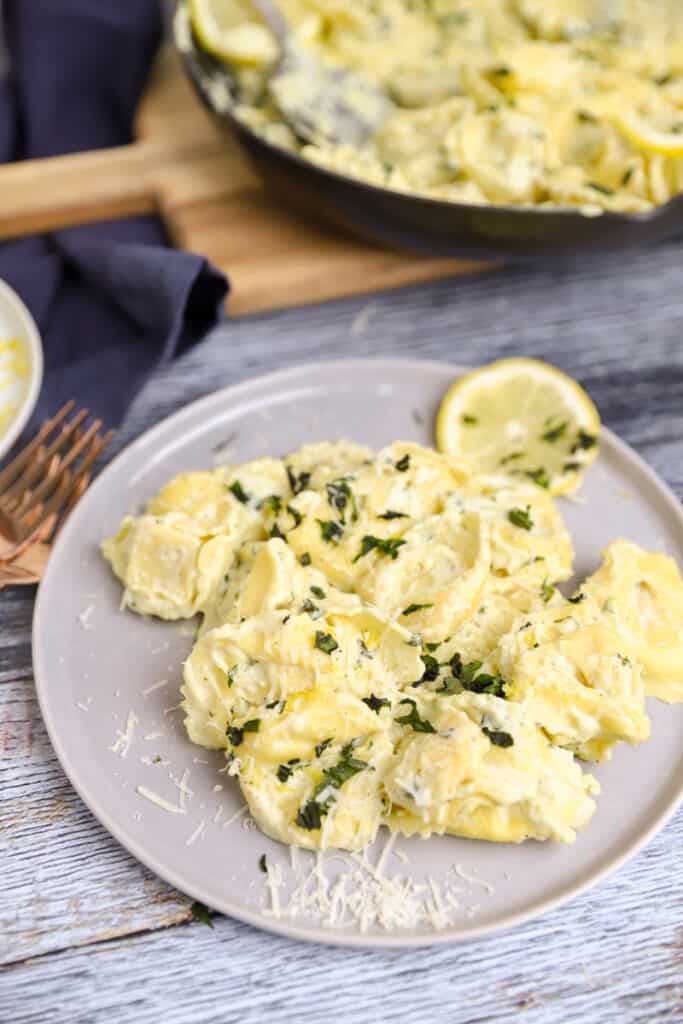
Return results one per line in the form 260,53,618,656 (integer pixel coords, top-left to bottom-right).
103,439,683,852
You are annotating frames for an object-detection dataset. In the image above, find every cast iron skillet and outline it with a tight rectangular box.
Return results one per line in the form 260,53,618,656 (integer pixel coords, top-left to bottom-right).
174,10,683,261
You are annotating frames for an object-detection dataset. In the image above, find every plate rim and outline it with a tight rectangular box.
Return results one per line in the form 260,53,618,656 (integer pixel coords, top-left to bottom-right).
32,356,683,949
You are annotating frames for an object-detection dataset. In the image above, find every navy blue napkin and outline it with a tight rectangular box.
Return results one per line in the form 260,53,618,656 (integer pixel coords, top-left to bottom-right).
0,1,229,430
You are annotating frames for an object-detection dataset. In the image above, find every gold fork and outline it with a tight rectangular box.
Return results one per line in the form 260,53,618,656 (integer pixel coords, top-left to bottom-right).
0,401,113,569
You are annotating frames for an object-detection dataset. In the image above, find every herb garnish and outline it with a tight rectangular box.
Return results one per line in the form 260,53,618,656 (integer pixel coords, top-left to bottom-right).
461,414,478,425
576,109,598,123
541,420,568,443
287,504,302,527
508,506,533,531
378,510,409,520
326,480,358,523
277,759,300,782
190,901,214,928
315,738,332,758
524,466,550,489
541,579,555,602
621,166,634,186
571,430,598,453
482,726,514,748
353,535,406,563
226,719,260,746
412,654,440,687
295,742,368,830
314,631,339,655
402,602,434,616
441,655,506,698
270,523,287,541
588,182,615,196
396,698,436,733
301,598,322,620
259,854,268,873
317,519,344,544
260,494,282,515
299,552,312,566
568,592,586,604
228,480,250,504
286,466,311,495
310,585,326,599
226,665,238,687
563,461,581,473
500,451,524,465
362,694,390,713
395,454,411,472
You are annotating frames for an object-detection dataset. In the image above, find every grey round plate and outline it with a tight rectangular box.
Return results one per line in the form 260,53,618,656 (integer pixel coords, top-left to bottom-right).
33,359,683,948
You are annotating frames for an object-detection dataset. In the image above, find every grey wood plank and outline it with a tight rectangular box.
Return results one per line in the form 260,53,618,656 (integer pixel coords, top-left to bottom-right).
1,234,683,1021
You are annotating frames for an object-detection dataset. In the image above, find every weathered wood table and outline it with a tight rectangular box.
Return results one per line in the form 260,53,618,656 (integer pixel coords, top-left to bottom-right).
2,238,683,1023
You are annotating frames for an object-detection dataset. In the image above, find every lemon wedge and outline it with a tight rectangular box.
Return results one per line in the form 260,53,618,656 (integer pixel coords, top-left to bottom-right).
614,111,683,157
188,0,278,65
436,357,601,495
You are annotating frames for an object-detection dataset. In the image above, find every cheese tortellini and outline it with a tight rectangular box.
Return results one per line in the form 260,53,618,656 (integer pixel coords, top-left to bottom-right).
103,440,683,852
179,0,683,213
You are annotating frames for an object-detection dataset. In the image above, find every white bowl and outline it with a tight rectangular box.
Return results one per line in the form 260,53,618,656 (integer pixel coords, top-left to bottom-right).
0,278,44,460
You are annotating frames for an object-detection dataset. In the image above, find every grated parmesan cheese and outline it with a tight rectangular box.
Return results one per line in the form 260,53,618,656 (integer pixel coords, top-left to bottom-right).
186,819,206,846
142,678,169,697
136,785,187,814
109,710,139,758
78,604,95,630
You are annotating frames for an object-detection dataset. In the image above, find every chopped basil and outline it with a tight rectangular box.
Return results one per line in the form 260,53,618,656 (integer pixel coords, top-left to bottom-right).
396,698,436,733
315,738,332,758
287,504,302,527
499,451,524,465
310,585,326,599
358,639,373,660
299,552,312,566
541,579,555,602
190,901,214,928
541,420,568,443
277,759,299,782
425,641,442,652
571,430,598,453
482,726,514,748
378,510,409,520
413,654,440,687
563,461,581,472
353,535,406,563
461,413,478,425
568,592,586,604
524,466,550,489
301,598,322,620
621,166,634,186
286,466,311,495
588,181,615,195
402,602,434,616
317,519,344,544
260,494,282,515
444,654,507,698
226,725,243,746
259,854,268,873
362,694,390,713
244,719,260,732
314,631,338,655
228,480,249,504
266,699,285,711
296,800,322,830
270,523,287,541
489,64,511,77
326,480,358,523
226,665,238,687
576,109,598,123
394,454,411,472
508,506,533,531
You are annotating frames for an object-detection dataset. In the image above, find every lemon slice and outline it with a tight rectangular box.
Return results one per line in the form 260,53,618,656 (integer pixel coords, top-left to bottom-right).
436,358,600,495
614,111,683,157
188,0,278,65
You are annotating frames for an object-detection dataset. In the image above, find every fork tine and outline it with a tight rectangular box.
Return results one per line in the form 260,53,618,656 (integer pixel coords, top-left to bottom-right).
15,430,111,548
11,418,102,516
2,408,90,507
0,400,75,493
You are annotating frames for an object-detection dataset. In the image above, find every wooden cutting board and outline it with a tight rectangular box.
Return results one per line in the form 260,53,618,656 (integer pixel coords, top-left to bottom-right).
0,48,490,317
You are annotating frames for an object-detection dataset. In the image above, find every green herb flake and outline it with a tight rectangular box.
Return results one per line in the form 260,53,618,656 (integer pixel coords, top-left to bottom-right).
226,725,243,746
315,738,332,758
541,420,568,443
190,901,214,928
270,523,287,541
362,694,390,713
541,579,555,602
621,166,635,186
258,854,268,873
326,479,358,523
395,698,436,733
317,519,344,544
286,466,311,495
524,466,550,489
499,451,524,465
395,454,411,472
413,654,440,687
571,429,598,453
377,510,409,520
260,494,282,515
461,413,478,425
482,726,514,748
568,592,586,604
353,535,406,563
508,506,534,531
588,181,615,196
576,109,598,123
243,719,260,733
226,665,238,687
425,641,442,652
563,461,581,473
310,585,326,600
228,480,250,504
402,602,434,616
301,598,321,620
287,504,302,528
299,552,312,566
314,631,339,655
489,64,512,77
296,800,322,831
